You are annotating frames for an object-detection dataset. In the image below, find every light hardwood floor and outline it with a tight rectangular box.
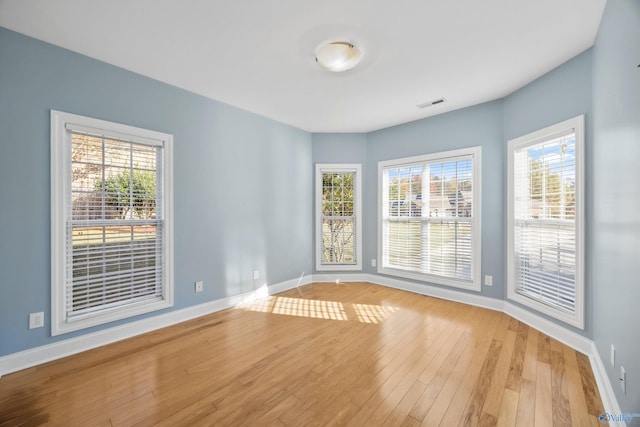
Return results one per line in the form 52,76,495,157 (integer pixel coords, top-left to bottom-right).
0,282,604,426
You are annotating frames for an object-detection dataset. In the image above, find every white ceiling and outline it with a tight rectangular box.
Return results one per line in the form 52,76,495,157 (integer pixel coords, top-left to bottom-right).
0,0,606,133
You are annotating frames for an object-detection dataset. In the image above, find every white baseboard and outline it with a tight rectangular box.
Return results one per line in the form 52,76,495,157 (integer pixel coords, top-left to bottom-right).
589,342,626,427
0,272,623,422
0,275,311,377
312,272,504,311
369,273,505,311
311,272,371,284
503,301,593,354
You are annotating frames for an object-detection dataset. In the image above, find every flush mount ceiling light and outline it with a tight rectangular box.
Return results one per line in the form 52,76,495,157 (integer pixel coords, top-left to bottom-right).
315,41,362,72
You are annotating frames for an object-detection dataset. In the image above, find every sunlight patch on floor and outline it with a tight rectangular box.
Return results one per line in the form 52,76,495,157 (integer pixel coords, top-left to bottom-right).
353,303,398,324
240,296,398,323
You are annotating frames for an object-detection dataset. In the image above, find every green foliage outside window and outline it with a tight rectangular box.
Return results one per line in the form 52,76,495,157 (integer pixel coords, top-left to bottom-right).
96,169,157,220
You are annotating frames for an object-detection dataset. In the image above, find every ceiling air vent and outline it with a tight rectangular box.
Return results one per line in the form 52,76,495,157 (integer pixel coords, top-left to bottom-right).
417,98,446,109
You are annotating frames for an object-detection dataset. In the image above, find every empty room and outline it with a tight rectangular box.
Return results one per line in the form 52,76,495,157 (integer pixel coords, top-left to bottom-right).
0,0,638,425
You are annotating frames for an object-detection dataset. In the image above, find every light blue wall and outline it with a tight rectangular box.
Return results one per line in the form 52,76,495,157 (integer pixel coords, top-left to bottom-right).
0,28,313,356
503,49,593,338
312,133,368,164
592,0,640,414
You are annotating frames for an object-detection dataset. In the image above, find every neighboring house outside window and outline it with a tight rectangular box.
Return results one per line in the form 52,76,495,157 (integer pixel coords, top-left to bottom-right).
378,147,482,291
507,115,585,329
315,164,362,271
51,110,173,335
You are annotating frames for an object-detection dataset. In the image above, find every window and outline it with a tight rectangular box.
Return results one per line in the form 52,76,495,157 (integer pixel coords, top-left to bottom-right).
51,111,173,335
315,164,362,271
378,147,481,290
507,115,584,328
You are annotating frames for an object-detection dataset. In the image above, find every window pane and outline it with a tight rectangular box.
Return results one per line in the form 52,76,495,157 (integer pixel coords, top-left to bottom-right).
70,224,161,314
426,221,472,280
388,166,422,217
384,220,422,270
319,169,357,266
514,221,575,312
520,137,576,221
321,219,355,264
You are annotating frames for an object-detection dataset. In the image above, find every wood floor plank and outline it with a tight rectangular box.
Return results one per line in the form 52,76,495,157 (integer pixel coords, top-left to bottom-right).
482,329,517,417
421,339,478,425
550,349,572,427
400,415,423,427
537,333,552,365
575,351,604,417
515,378,536,427
408,313,477,421
563,346,599,427
0,282,604,427
478,412,498,427
325,402,361,427
381,380,427,427
505,322,528,391
437,310,498,427
460,339,503,427
496,388,519,427
247,394,301,426
347,344,435,426
521,327,539,381
534,362,553,427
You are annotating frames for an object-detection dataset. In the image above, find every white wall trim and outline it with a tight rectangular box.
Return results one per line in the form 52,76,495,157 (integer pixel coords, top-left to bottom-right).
315,163,363,272
0,275,311,377
313,272,503,311
368,273,503,311
506,115,586,330
503,301,592,354
0,272,622,422
589,342,626,427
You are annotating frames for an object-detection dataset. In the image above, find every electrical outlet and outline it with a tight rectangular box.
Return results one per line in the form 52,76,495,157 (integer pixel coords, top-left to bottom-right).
29,312,44,329
620,366,626,393
610,345,615,367
195,281,204,293
253,270,259,280
484,275,493,286
371,259,377,267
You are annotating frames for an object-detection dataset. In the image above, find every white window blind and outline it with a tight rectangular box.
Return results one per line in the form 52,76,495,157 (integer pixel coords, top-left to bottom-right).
378,147,481,290
315,164,362,271
69,132,164,318
51,110,173,335
513,133,577,310
507,115,584,328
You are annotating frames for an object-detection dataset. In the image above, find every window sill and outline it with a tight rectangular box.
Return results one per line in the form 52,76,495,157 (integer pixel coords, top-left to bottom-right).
507,289,583,329
52,298,173,336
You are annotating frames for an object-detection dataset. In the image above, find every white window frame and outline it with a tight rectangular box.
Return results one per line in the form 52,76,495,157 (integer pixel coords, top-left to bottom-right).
315,164,362,271
377,147,482,291
51,110,174,336
507,115,585,329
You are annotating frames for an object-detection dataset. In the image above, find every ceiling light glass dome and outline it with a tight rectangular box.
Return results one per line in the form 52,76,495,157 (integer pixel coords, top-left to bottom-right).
315,42,362,72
